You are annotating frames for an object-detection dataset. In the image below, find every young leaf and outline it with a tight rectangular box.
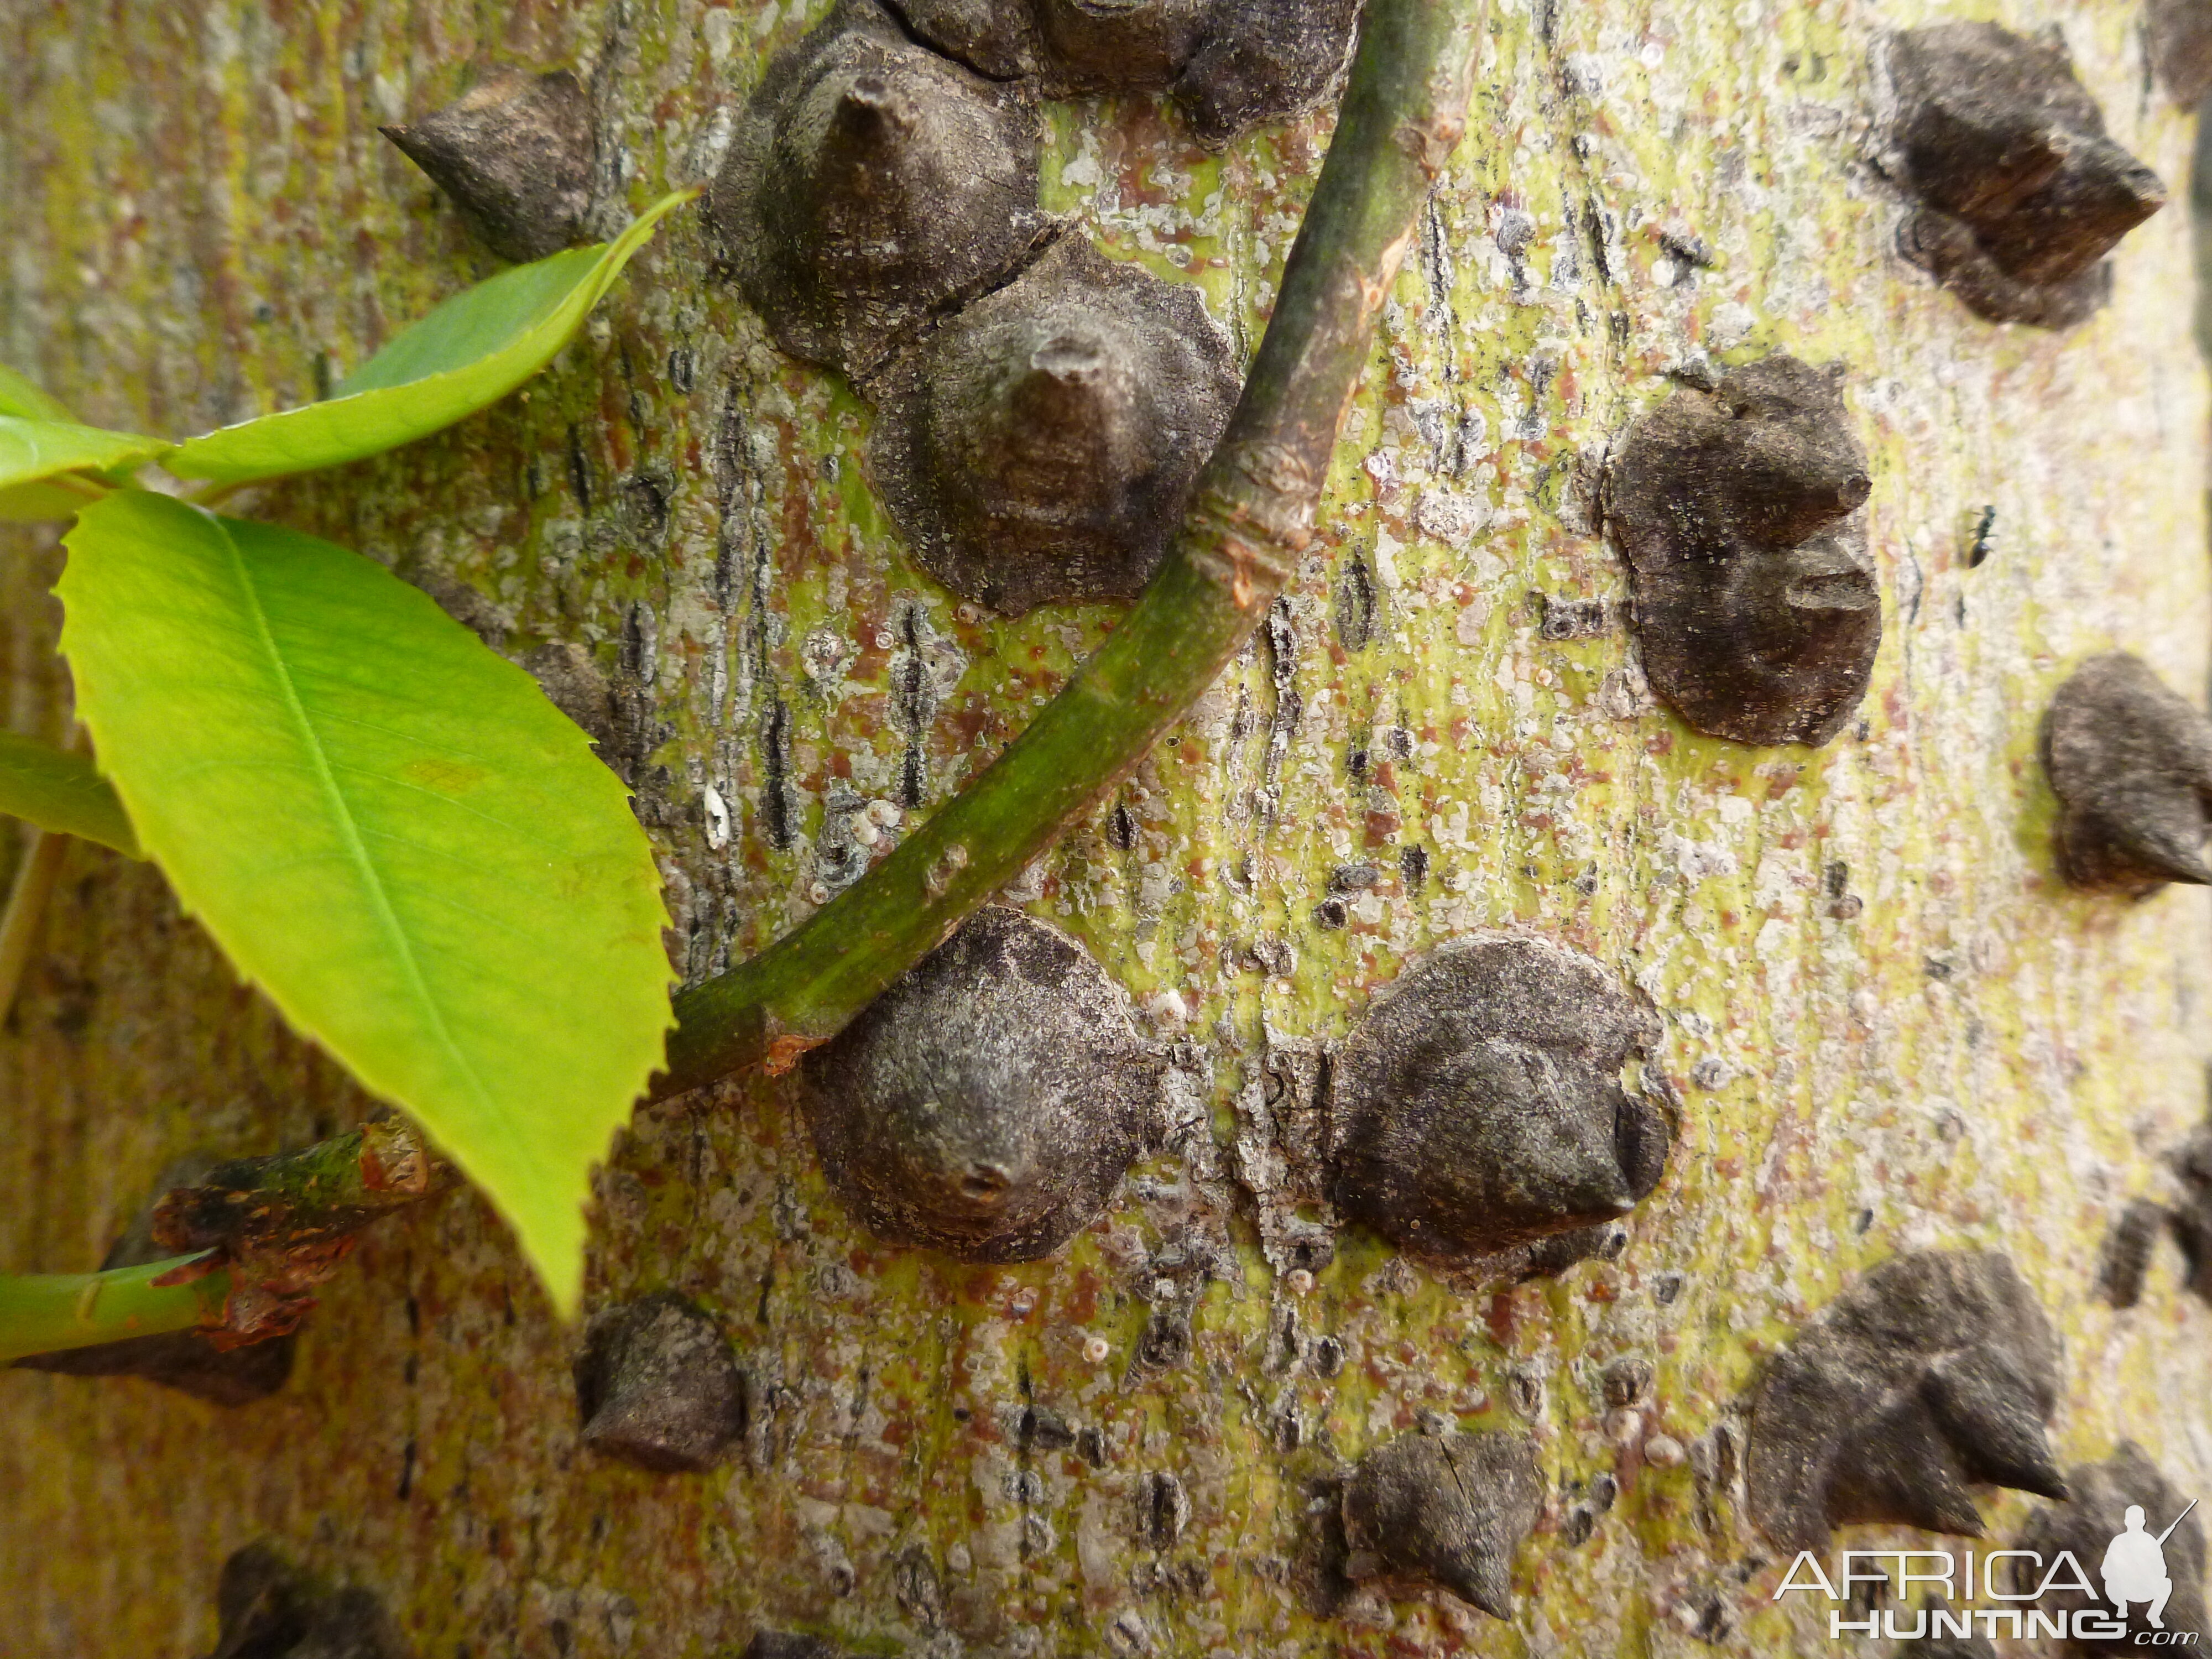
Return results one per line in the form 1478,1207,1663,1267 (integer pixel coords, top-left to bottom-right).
0,363,74,422
0,415,173,521
0,731,139,855
166,190,694,485
58,492,672,1314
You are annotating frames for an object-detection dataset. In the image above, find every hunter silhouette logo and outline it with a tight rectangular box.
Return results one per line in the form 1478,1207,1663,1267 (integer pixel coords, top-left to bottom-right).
2107,1501,2199,1629
1775,1490,2207,1645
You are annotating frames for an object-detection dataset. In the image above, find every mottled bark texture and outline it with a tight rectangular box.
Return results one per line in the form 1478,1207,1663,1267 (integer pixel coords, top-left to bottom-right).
3,1,2211,1656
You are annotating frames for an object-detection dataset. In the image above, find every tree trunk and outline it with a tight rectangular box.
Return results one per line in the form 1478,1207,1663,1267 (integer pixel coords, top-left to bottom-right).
4,1,2209,1655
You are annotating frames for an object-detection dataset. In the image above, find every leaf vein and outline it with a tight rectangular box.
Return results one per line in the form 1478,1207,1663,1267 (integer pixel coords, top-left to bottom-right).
210,512,500,1123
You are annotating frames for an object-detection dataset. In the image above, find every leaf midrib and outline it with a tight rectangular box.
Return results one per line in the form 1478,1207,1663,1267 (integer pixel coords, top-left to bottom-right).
211,512,499,1129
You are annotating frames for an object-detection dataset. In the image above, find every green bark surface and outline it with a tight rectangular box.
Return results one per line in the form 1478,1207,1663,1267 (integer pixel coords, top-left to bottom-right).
3,1,2210,1655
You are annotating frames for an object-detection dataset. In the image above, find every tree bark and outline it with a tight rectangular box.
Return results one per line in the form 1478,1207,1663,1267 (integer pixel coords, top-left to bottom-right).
3,1,2209,1656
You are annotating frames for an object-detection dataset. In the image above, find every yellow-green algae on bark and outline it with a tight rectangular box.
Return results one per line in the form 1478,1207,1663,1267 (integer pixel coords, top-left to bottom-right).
3,0,2210,1655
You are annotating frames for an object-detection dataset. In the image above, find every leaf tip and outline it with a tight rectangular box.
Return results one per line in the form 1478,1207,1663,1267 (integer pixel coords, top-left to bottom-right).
513,1192,591,1324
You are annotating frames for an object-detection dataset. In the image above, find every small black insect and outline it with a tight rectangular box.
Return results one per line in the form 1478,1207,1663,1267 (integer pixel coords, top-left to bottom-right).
1605,354,1879,748
798,907,1158,1261
381,70,596,263
1018,1403,1078,1453
2042,653,2212,895
867,234,1237,614
1327,933,1671,1267
1341,1429,1543,1619
1966,504,1997,569
1880,22,2165,328
572,1292,748,1473
708,0,1052,384
1745,1249,2067,1553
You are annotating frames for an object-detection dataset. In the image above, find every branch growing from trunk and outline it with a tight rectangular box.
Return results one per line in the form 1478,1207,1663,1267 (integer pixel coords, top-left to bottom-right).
661,0,1476,1092
145,1108,451,1342
3,1110,447,1361
0,0,1475,1360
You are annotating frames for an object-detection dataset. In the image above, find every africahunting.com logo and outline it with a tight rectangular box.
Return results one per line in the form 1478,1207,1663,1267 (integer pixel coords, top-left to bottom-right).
1776,1498,2203,1644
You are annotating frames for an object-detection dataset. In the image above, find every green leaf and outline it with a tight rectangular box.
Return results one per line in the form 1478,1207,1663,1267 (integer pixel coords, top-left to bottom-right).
0,731,139,856
58,492,672,1313
166,191,694,485
0,415,173,521
0,363,73,422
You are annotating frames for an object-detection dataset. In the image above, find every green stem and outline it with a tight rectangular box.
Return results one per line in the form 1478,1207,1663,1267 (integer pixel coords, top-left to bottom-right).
45,471,110,502
660,0,1476,1091
0,1255,229,1364
0,827,68,1025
